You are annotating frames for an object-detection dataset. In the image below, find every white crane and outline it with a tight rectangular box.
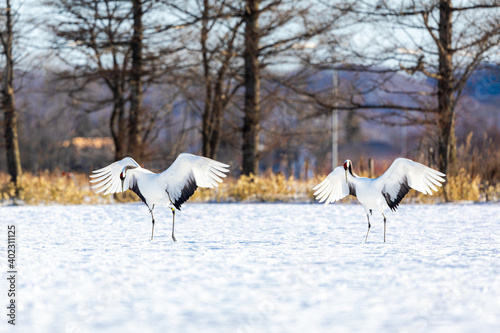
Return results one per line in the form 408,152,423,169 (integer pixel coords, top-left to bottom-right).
89,153,229,241
313,158,446,242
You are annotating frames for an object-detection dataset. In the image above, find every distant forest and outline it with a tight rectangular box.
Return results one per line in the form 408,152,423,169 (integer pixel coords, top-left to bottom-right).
1,0,500,184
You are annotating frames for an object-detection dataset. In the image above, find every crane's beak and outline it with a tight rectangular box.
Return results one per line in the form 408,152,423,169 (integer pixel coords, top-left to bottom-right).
121,179,125,193
345,170,348,183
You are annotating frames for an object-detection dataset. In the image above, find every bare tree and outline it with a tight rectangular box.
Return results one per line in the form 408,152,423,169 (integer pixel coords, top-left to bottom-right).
46,0,132,160
318,0,500,175
167,0,244,160
47,0,183,162
239,0,335,175
158,1,337,172
128,0,143,160
199,0,243,159
0,0,22,185
242,0,260,175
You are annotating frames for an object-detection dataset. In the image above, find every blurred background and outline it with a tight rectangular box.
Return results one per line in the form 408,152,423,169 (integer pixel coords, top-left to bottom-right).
1,0,499,202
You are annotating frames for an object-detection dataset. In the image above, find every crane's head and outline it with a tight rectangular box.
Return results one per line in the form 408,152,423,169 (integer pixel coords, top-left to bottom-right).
119,165,137,193
119,169,126,193
343,159,353,182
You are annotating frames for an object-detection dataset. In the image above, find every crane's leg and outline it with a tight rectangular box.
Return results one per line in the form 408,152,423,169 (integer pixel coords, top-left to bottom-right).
382,213,387,243
150,205,156,241
171,207,177,242
364,213,371,242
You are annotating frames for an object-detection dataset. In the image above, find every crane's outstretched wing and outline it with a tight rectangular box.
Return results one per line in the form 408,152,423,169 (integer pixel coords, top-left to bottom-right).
159,153,229,210
375,158,446,211
89,157,141,195
313,166,355,205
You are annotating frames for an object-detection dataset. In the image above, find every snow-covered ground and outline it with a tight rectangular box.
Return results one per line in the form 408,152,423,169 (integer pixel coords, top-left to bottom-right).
1,203,499,333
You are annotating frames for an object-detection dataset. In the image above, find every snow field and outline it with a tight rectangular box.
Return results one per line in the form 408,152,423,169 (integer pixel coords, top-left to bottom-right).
1,203,499,332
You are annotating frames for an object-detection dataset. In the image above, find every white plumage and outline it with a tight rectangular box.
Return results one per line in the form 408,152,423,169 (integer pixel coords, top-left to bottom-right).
313,158,446,242
89,153,230,241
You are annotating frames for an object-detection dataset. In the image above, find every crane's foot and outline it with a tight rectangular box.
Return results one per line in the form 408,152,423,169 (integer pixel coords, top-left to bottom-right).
150,205,156,241
151,220,155,241
382,213,387,243
364,215,371,242
171,207,177,242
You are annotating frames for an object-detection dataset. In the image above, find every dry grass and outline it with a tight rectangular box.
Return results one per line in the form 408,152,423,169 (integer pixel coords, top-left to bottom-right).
0,171,137,205
1,171,99,205
1,168,498,206
1,132,499,205
191,173,324,203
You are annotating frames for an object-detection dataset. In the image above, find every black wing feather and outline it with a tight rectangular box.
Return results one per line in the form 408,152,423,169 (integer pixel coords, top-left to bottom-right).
383,176,411,212
348,182,357,197
129,176,147,205
170,176,198,210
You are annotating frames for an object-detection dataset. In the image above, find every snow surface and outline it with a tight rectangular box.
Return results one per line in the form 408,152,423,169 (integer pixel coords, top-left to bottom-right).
1,202,500,333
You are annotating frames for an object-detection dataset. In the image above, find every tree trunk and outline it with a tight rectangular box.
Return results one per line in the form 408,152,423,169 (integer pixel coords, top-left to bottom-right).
209,87,224,158
1,0,22,185
436,0,457,176
201,81,225,159
242,0,261,175
201,0,214,158
200,0,236,160
110,87,127,160
128,0,143,161
201,100,214,158
2,81,22,185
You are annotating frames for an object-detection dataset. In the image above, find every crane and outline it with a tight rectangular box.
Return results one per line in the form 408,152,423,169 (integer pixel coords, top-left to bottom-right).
90,153,229,241
313,158,446,242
